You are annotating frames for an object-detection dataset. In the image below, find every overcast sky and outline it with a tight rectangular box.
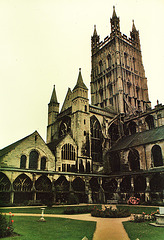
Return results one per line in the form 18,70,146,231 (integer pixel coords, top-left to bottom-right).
0,0,164,149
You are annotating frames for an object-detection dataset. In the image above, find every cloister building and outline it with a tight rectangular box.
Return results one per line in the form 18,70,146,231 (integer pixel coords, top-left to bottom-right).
0,7,164,205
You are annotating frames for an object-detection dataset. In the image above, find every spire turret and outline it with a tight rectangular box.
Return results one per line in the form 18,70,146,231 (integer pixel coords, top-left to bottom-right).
50,85,58,104
73,68,88,91
130,20,140,50
110,6,120,37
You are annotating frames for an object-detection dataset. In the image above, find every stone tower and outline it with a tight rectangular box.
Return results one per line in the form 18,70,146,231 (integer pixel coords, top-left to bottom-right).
47,85,59,143
90,6,151,115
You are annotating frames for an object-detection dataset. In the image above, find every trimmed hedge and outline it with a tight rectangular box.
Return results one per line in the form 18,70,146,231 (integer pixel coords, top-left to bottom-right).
91,206,130,218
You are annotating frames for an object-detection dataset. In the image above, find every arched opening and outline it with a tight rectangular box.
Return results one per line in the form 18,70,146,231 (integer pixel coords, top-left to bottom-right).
145,115,154,130
72,177,86,203
90,116,102,163
54,176,69,203
134,176,146,192
29,150,39,169
102,178,117,201
89,178,100,203
0,173,11,204
13,174,32,203
20,155,27,169
152,145,163,167
108,123,119,144
128,121,137,135
107,54,111,68
35,175,52,203
128,149,140,171
150,174,164,192
40,157,46,170
120,176,131,192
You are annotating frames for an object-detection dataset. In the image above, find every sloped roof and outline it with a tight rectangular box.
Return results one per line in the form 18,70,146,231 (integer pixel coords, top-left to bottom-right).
110,125,164,152
0,132,36,158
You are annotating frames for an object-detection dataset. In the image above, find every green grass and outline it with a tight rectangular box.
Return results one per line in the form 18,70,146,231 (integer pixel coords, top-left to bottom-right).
117,205,158,215
123,221,164,240
6,216,96,240
0,205,101,215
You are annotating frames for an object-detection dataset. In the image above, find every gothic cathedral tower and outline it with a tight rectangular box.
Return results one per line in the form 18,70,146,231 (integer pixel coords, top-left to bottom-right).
91,6,151,116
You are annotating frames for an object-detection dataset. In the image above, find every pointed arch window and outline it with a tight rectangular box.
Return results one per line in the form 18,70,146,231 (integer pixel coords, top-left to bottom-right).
61,144,75,160
20,155,27,169
152,145,163,167
90,116,102,162
29,150,39,169
145,115,154,130
41,157,46,170
107,54,111,68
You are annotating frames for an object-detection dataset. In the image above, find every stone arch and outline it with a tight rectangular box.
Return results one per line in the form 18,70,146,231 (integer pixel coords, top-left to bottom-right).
72,177,85,192
152,145,163,167
128,149,140,171
128,121,137,135
13,174,32,192
13,174,33,203
150,174,164,192
134,176,146,192
20,155,27,169
145,115,154,130
0,173,11,203
90,116,102,162
29,150,39,169
102,178,117,192
35,175,52,191
120,176,131,192
89,177,100,192
54,176,69,192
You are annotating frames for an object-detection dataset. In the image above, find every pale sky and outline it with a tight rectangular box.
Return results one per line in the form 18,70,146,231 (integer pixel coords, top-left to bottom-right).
0,0,164,149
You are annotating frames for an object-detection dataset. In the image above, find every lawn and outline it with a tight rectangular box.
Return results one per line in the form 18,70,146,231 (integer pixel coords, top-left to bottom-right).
0,205,101,215
5,216,96,240
123,221,164,240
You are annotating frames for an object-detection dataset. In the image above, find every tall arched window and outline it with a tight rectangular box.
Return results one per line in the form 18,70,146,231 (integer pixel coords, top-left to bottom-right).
90,116,102,162
41,157,46,170
145,115,154,130
20,155,27,169
108,123,119,143
128,121,137,135
61,144,75,160
59,117,71,138
29,150,39,169
107,54,111,68
128,149,140,171
152,145,163,167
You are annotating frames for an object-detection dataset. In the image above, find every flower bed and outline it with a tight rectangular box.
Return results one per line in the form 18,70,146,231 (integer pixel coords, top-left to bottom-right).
130,209,159,223
91,206,130,218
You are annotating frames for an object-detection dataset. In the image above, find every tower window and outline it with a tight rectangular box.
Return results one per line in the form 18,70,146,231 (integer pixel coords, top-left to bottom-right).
84,119,86,125
85,105,87,112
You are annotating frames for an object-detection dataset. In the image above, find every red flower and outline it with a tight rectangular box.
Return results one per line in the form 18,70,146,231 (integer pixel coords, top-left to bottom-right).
9,212,11,214
12,214,14,216
11,220,14,223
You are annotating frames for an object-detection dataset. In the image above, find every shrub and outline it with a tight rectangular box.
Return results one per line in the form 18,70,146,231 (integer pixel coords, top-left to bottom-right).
91,206,130,218
0,212,14,238
63,205,101,214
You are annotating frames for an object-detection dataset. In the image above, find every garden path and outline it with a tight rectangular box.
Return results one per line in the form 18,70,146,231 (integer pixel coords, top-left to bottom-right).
10,205,130,240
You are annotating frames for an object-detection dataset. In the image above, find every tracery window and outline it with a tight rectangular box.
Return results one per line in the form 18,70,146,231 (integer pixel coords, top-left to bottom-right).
61,144,75,160
29,150,39,169
90,116,102,162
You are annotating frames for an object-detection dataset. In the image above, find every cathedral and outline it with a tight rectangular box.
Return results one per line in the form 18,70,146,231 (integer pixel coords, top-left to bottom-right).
0,7,164,205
